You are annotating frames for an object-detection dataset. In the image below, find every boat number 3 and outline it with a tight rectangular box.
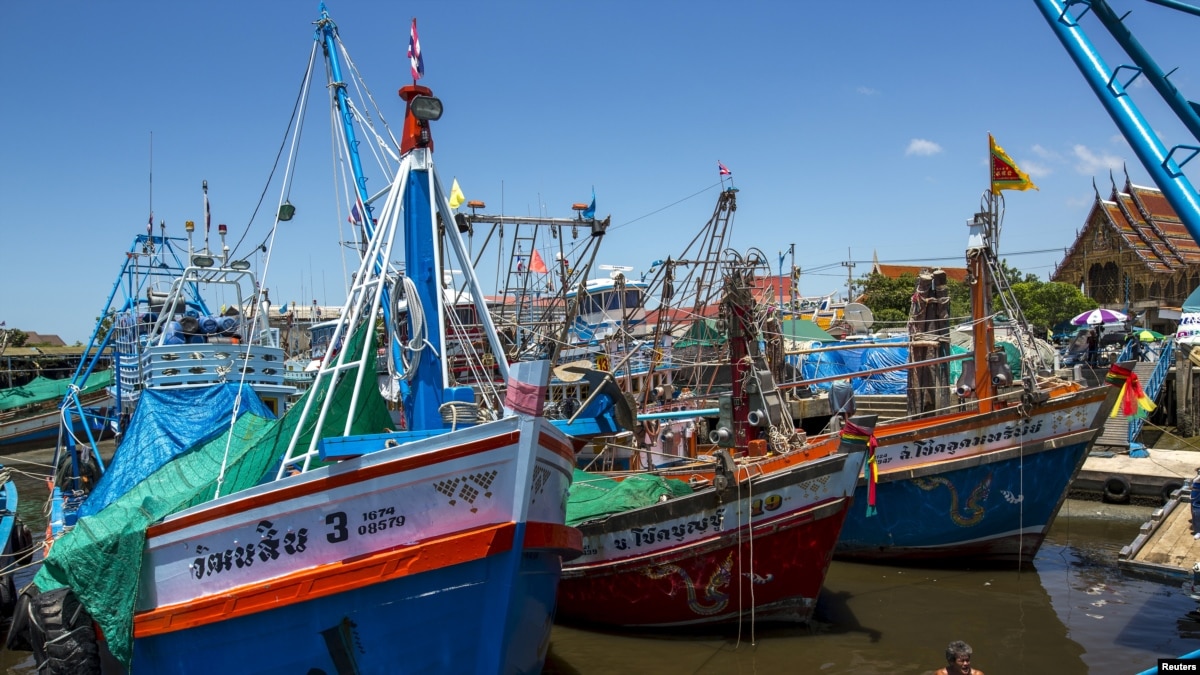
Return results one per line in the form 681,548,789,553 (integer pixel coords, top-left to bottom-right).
749,495,783,517
325,507,407,543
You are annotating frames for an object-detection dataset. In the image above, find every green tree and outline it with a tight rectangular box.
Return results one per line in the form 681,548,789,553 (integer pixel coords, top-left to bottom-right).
2,328,28,348
998,258,1038,287
856,272,970,330
1007,280,1097,332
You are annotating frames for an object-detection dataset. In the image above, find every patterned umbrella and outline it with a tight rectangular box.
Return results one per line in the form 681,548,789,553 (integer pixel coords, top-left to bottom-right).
1069,308,1128,326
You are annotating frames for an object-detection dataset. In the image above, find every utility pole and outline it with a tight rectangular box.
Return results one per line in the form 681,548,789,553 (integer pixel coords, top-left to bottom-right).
841,247,856,301
777,243,794,311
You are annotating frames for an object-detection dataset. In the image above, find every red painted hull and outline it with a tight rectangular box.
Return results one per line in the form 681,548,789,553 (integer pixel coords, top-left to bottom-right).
557,496,851,627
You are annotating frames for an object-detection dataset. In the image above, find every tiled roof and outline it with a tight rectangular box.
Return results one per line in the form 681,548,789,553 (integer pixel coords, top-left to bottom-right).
1053,179,1200,280
873,263,969,283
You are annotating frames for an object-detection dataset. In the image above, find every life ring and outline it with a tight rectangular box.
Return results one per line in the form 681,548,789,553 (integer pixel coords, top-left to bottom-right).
1162,480,1186,504
1103,475,1132,504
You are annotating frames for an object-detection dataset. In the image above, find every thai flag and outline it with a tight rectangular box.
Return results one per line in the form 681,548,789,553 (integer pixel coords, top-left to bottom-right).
408,18,424,81
147,212,153,235
348,195,364,224
718,161,731,176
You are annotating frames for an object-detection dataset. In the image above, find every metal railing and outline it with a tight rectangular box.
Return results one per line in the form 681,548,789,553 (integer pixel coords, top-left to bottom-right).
1129,338,1175,444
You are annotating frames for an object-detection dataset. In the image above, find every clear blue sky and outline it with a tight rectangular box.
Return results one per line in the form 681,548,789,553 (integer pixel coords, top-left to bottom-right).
4,1,1199,344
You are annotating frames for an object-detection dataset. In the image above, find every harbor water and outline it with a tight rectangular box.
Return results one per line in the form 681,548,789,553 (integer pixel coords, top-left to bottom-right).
0,441,1195,674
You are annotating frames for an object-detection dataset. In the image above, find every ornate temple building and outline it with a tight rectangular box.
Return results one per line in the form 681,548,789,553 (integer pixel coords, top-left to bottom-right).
1050,176,1200,332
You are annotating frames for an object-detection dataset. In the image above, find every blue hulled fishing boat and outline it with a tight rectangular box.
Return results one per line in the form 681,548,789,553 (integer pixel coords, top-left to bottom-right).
6,6,627,672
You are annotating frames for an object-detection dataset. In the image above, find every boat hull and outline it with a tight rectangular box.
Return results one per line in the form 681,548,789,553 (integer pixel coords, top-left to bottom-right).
557,450,863,627
835,387,1111,564
130,416,579,674
0,392,112,448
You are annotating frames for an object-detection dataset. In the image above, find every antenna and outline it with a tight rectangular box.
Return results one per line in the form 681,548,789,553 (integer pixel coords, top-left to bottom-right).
148,132,153,237
598,264,633,279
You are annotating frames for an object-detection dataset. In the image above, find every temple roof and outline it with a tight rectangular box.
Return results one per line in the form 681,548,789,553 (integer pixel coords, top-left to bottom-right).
1053,179,1200,280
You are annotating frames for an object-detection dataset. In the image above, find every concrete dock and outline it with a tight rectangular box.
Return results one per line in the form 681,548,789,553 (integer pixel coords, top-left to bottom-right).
1072,448,1199,505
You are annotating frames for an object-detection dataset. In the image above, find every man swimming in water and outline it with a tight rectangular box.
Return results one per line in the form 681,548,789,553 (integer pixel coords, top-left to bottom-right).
936,640,984,675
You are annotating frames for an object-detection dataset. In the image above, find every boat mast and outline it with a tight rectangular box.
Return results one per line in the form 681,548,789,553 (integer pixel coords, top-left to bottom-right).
967,193,1000,413
316,5,375,252
315,4,408,392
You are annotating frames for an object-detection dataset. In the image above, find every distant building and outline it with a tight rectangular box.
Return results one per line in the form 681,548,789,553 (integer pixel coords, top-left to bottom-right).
18,332,67,347
1050,176,1200,332
870,256,969,284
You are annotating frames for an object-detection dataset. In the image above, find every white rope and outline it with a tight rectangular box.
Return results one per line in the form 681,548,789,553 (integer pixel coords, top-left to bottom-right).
398,276,439,381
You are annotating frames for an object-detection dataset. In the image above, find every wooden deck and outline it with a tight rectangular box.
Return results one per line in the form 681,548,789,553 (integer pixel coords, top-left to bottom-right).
1119,486,1200,583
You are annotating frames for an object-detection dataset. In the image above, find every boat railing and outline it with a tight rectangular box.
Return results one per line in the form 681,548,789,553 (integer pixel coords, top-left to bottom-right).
1129,338,1174,445
142,344,286,389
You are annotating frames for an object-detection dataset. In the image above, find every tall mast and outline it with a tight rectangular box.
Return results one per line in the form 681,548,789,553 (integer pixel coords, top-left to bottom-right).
316,5,375,251
967,193,1000,413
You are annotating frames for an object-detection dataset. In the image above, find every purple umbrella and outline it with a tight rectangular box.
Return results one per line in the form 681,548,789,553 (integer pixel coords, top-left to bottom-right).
1069,308,1128,326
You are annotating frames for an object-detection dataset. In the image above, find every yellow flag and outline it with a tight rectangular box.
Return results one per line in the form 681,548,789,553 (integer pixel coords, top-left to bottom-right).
989,133,1038,194
449,178,465,209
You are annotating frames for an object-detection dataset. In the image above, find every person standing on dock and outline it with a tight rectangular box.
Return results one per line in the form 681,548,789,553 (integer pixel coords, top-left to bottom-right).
936,640,984,675
1086,330,1099,366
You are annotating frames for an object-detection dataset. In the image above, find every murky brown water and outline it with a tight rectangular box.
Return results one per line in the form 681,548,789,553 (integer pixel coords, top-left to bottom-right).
0,442,1192,674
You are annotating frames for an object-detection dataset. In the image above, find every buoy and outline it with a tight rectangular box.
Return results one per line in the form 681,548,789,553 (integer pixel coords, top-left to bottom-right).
1103,475,1132,504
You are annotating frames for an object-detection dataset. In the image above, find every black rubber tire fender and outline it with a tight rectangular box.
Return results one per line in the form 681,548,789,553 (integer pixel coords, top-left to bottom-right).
1162,480,1186,504
13,520,33,567
29,587,101,675
1103,475,1132,504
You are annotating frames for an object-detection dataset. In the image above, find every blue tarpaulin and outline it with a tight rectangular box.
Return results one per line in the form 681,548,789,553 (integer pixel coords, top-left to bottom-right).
77,383,275,518
795,337,911,395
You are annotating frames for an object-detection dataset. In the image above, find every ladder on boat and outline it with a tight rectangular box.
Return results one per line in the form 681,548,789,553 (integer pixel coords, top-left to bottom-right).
689,188,738,319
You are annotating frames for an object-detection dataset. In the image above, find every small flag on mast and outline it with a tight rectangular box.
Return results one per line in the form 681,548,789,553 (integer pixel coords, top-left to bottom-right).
718,161,731,177
989,133,1038,194
583,188,596,220
147,213,153,236
408,18,424,81
349,199,364,224
449,179,465,209
530,248,548,274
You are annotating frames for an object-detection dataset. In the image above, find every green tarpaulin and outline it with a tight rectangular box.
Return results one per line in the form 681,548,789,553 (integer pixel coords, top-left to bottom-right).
0,371,112,412
33,324,390,666
674,319,725,349
566,468,694,526
781,318,836,343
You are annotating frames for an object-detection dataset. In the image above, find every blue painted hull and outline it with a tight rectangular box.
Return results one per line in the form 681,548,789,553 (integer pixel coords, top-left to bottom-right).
132,536,564,674
836,438,1092,564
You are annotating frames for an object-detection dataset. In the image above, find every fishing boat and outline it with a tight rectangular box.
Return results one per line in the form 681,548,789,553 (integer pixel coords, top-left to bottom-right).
555,257,868,627
40,220,294,547
7,7,606,673
823,189,1116,564
0,372,112,448
637,172,1118,567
